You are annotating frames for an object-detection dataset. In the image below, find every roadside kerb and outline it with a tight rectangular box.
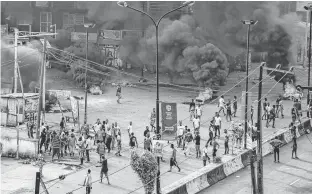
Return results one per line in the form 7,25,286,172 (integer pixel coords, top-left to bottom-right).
162,119,311,194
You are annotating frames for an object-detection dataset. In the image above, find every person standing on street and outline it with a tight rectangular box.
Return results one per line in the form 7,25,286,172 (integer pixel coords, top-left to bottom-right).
150,108,156,132
168,144,180,172
83,169,92,194
129,133,138,149
51,131,60,161
226,99,232,122
116,84,122,103
144,126,150,138
40,125,47,152
111,123,116,150
177,121,184,148
292,135,299,159
60,117,66,132
195,104,202,121
85,136,92,163
212,137,220,162
77,136,86,165
273,137,280,163
224,129,229,155
184,129,194,156
266,105,276,128
206,127,214,146
144,133,152,152
189,99,196,121
105,127,112,153
194,131,201,158
202,144,210,166
218,96,226,116
68,133,77,157
100,156,110,184
115,131,122,156
182,125,188,150
27,121,34,138
97,140,106,162
262,98,269,120
193,115,200,133
214,112,222,138
128,121,133,139
232,96,238,117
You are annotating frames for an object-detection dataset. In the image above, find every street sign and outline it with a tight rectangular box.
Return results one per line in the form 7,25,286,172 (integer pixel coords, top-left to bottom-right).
161,102,177,141
24,111,38,122
152,140,164,157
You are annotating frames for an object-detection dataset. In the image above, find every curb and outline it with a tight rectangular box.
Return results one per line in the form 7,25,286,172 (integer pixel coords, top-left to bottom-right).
161,119,311,194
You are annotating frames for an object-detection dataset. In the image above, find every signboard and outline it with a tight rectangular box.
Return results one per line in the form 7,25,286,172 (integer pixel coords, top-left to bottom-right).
70,96,79,119
48,90,71,99
24,111,38,122
71,32,97,43
1,25,8,36
99,30,122,40
161,102,177,140
122,30,143,39
152,140,164,157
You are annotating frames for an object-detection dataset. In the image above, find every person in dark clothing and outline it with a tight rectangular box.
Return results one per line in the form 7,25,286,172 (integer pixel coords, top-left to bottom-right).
273,137,280,163
143,126,150,137
100,155,110,184
226,100,232,122
129,133,138,148
291,135,298,159
275,96,282,117
206,127,214,146
232,96,238,117
169,144,181,172
116,84,122,103
224,129,229,155
194,132,201,158
250,105,254,125
60,117,65,131
189,99,196,121
40,125,47,151
266,105,276,128
212,138,220,162
45,126,51,152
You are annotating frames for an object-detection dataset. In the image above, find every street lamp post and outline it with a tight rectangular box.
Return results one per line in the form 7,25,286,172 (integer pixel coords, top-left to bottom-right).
117,1,195,193
241,20,258,149
83,23,95,125
304,4,312,118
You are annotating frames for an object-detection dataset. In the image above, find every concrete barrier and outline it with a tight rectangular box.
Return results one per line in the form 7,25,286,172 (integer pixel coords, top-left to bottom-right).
1,136,38,159
162,119,311,194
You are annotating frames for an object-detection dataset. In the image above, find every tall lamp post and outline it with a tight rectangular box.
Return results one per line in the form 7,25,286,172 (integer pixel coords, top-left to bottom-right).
83,23,95,125
241,20,258,149
304,4,312,118
117,1,195,193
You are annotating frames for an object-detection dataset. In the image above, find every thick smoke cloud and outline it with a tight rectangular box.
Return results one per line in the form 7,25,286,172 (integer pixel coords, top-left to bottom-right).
1,39,42,92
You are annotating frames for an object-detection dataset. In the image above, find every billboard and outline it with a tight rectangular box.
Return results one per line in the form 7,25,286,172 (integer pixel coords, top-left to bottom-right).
99,30,122,40
161,102,177,140
71,32,97,43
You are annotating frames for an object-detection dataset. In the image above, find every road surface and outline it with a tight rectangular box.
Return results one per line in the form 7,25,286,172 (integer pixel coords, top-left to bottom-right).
199,133,312,194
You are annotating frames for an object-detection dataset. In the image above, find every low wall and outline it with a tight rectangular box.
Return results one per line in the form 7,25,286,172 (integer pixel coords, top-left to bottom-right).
1,136,38,159
162,119,311,194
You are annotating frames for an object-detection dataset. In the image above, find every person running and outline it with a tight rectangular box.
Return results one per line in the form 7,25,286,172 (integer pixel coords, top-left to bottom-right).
262,98,269,120
232,96,238,117
214,112,222,138
193,115,200,133
195,104,202,121
194,131,201,158
206,127,214,146
226,99,232,122
224,129,229,155
212,137,220,162
129,133,138,149
273,137,280,163
189,99,196,121
83,169,92,194
291,135,299,159
128,121,133,139
202,144,210,166
184,129,193,156
51,132,60,161
177,121,184,148
115,131,122,156
218,96,226,116
100,156,110,184
144,133,152,151
168,144,181,172
116,84,122,103
150,108,156,132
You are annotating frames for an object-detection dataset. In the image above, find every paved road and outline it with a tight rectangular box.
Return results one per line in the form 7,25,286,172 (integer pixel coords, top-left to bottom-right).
199,133,312,194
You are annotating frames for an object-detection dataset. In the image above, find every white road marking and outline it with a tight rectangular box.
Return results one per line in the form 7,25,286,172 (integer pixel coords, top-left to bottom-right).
289,178,300,185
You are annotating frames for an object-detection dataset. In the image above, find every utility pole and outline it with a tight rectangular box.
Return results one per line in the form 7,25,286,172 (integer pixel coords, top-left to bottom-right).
256,63,264,194
42,37,47,123
36,37,46,152
250,154,257,194
308,10,312,117
84,27,88,125
14,28,19,93
35,172,40,194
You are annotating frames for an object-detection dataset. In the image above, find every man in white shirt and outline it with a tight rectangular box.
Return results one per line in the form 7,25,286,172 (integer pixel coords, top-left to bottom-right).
214,112,222,138
114,122,120,135
193,116,200,132
195,104,202,121
218,96,226,116
128,121,133,138
177,121,184,148
105,119,109,131
83,169,92,194
85,136,92,163
93,119,102,145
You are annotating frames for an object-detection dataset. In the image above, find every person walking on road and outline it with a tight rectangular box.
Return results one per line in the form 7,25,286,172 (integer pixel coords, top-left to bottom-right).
214,112,222,138
218,96,226,116
116,84,122,103
85,136,92,163
115,131,122,156
169,144,180,172
51,132,60,161
144,133,152,152
292,135,299,159
194,131,201,158
83,169,92,194
232,96,238,117
97,140,106,162
111,123,116,150
202,144,210,166
184,129,194,156
68,133,77,157
273,137,280,163
206,127,214,146
189,99,196,121
193,115,200,133
177,121,184,148
39,124,47,152
225,99,232,122
195,104,202,121
262,98,269,120
266,105,276,128
100,156,110,184
224,129,229,155
105,127,112,153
